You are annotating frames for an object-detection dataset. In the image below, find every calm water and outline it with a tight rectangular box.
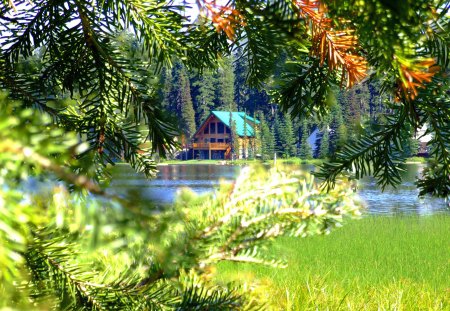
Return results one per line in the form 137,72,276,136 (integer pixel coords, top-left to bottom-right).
109,163,449,216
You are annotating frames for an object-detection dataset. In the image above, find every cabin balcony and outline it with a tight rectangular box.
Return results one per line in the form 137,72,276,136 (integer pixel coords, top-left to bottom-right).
189,142,230,150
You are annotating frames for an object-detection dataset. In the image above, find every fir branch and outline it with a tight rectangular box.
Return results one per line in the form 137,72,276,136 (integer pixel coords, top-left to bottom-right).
316,106,409,191
294,0,367,87
0,139,103,195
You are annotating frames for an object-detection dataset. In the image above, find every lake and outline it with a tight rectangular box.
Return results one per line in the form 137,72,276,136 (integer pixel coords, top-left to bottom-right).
108,163,449,216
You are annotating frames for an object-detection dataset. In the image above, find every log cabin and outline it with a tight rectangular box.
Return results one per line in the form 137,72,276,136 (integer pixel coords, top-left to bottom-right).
187,111,260,160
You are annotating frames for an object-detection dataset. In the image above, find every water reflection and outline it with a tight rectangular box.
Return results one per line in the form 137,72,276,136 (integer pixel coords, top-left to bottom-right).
108,163,449,216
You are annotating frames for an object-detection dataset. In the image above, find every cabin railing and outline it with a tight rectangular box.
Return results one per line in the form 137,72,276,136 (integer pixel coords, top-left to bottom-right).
188,142,229,149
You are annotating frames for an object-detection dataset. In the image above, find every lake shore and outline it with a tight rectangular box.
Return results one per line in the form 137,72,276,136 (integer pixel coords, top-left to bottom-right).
158,158,323,166
157,156,426,166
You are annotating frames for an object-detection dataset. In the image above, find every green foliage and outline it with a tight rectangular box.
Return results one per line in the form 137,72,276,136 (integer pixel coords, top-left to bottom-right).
2,0,450,308
0,94,362,309
250,0,450,196
215,56,237,111
299,120,313,160
169,62,197,139
318,128,330,159
275,112,296,158
191,69,217,124
0,0,191,175
258,112,275,160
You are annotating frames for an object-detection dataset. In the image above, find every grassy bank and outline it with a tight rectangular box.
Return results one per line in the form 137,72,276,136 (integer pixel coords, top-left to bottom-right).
157,158,323,166
215,216,450,310
405,156,428,163
158,157,425,166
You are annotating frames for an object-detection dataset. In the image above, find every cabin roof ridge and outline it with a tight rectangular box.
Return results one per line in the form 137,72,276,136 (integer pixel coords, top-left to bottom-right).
194,110,260,138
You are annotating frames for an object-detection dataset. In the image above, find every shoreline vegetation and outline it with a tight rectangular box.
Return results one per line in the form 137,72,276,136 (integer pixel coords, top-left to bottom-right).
215,215,450,310
157,156,427,166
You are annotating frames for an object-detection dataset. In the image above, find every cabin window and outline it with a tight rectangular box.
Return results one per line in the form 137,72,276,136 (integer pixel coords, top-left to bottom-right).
217,123,224,134
204,126,209,134
210,138,216,143
218,139,224,143
210,123,216,134
225,126,231,134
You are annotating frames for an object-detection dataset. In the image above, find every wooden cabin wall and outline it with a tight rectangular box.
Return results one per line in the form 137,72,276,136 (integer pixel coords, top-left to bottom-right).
194,115,231,143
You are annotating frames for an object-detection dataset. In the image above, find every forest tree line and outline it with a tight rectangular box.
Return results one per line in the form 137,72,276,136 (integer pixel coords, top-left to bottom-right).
159,49,420,160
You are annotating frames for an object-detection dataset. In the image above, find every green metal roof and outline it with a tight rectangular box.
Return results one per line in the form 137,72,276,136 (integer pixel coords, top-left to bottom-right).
211,111,260,137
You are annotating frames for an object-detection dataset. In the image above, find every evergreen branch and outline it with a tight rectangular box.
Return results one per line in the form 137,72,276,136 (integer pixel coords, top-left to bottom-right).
0,139,103,195
201,0,246,40
316,107,409,191
273,59,332,119
416,80,450,197
102,0,185,70
294,0,367,87
74,1,179,158
184,166,361,271
175,283,245,310
0,73,60,116
26,233,174,310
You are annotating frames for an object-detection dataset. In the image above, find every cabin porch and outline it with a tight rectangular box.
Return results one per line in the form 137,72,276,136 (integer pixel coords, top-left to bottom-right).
186,142,232,160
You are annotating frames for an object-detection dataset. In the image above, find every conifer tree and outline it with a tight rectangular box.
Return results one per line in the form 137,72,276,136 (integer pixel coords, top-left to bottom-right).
258,112,275,160
299,119,313,159
329,103,348,154
215,57,237,111
170,62,197,139
273,112,283,156
233,48,249,111
160,67,173,110
319,127,330,159
191,69,216,124
279,113,296,158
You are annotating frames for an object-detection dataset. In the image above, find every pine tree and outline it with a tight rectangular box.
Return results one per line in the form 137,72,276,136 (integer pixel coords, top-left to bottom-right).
170,62,197,139
318,127,330,159
273,112,283,156
258,112,275,160
277,113,296,158
160,67,173,110
191,69,216,125
329,103,348,154
215,57,237,111
299,119,313,159
233,48,249,111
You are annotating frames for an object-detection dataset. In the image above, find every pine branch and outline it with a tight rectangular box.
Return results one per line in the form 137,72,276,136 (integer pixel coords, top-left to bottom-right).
25,232,175,310
294,0,367,87
182,166,361,270
0,139,103,194
316,106,409,191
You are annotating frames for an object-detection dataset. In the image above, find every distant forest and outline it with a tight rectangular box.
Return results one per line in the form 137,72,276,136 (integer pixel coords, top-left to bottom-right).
158,48,419,160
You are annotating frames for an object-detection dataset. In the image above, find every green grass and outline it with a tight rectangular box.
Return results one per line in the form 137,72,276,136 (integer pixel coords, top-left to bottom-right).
215,216,450,310
158,158,323,166
159,157,426,166
405,156,428,163
158,159,227,165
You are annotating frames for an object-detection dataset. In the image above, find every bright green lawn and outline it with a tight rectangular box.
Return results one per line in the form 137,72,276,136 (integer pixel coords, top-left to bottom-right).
158,157,425,166
216,216,450,310
157,158,323,166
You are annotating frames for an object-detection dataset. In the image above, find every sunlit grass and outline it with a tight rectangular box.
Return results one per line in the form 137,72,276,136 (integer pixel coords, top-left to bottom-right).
216,216,450,310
